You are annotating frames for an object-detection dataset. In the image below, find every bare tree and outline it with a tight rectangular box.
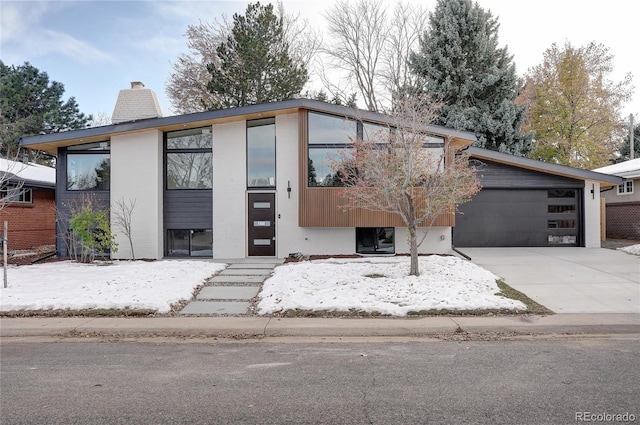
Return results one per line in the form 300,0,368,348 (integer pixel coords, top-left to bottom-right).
88,111,112,127
112,198,137,260
166,20,229,114
166,1,320,114
0,148,31,212
332,95,481,276
321,0,428,112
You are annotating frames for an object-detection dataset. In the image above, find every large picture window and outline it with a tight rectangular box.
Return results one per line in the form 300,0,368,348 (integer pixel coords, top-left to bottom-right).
308,112,357,187
166,127,213,190
67,153,110,191
307,112,440,188
247,118,275,188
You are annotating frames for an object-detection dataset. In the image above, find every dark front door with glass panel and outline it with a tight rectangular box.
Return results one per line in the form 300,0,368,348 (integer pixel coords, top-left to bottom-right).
248,193,276,256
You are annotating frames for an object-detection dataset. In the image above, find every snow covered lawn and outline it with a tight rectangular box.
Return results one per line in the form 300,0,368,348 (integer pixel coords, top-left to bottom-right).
0,260,226,313
1,256,529,316
258,256,526,316
619,244,640,256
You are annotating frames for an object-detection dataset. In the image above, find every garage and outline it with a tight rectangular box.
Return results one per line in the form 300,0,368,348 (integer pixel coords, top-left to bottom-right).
455,188,581,247
453,147,619,248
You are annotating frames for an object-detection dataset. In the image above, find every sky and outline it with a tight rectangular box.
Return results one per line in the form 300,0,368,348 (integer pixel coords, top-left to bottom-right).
1,0,638,122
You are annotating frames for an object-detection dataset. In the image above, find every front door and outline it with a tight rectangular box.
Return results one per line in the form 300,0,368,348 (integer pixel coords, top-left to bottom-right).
248,193,276,256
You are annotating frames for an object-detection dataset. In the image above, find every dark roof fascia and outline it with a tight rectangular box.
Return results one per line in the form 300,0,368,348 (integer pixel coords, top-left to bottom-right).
20,98,477,147
467,146,624,185
1,175,55,190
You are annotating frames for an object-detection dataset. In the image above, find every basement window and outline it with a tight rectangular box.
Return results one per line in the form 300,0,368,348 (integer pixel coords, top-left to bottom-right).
356,228,395,254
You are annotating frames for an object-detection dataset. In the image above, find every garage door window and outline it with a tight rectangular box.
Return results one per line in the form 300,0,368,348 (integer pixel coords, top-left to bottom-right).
547,189,578,245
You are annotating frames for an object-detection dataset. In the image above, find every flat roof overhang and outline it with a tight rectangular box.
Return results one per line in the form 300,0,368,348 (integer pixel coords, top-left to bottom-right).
19,99,478,154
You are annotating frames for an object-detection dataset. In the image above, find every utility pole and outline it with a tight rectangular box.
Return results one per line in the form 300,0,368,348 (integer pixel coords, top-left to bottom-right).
631,114,635,160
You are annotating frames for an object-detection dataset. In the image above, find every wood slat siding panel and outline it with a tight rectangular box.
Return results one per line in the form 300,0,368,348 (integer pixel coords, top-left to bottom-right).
298,110,454,227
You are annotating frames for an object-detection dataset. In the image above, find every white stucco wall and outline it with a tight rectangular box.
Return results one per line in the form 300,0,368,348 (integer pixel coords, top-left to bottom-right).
395,227,451,254
212,121,247,258
583,180,602,247
110,130,163,259
274,113,302,258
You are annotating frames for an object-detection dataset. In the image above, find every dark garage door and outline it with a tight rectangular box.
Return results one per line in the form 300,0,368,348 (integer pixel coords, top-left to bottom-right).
454,189,580,247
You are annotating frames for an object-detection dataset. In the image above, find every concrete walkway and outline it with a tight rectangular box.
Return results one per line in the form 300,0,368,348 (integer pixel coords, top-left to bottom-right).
179,259,283,316
461,247,640,314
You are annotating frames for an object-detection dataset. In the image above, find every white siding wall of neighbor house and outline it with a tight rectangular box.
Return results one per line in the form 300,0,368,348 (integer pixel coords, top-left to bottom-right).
111,130,163,259
583,180,601,248
213,121,247,258
600,178,640,204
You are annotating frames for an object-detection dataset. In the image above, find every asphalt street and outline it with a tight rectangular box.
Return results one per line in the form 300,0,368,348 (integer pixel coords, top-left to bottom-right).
1,336,638,424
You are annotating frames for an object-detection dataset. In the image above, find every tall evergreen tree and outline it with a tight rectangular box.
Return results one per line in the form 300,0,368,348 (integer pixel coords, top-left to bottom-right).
410,0,531,155
205,2,308,109
0,61,91,156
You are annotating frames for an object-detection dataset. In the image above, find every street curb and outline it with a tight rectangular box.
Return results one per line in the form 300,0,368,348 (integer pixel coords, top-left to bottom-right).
1,314,639,338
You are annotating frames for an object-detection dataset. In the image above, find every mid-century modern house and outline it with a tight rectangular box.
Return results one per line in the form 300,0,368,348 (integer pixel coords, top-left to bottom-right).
0,158,56,250
594,158,640,239
18,83,622,259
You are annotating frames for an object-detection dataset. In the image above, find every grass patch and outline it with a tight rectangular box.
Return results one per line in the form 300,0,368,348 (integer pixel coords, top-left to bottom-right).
495,279,554,315
278,308,388,318
363,273,386,278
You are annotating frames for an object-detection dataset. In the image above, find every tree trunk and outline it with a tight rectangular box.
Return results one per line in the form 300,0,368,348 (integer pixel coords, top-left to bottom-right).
408,224,419,276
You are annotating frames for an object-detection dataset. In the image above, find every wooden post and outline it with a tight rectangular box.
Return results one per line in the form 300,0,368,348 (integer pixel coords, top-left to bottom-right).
600,198,606,242
3,221,7,288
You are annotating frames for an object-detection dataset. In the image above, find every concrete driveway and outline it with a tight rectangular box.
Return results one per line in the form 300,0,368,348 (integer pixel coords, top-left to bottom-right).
461,247,640,314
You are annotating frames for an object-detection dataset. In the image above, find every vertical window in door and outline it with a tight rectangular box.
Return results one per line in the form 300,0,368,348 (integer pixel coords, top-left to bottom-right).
247,118,276,188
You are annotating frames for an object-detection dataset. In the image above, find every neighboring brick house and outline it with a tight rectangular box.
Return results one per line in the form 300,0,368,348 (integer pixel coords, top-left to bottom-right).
0,158,56,250
594,158,640,239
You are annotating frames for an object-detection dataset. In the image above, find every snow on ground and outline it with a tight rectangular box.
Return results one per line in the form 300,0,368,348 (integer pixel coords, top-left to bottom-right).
1,256,528,316
258,256,526,316
619,244,640,256
0,260,226,313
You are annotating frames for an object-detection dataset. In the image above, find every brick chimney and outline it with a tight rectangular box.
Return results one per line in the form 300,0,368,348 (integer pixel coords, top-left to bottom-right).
111,81,163,124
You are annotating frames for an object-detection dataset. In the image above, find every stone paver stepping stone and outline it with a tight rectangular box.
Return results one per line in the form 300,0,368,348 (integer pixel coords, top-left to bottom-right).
180,301,250,315
219,269,272,276
227,263,281,269
197,286,260,300
211,275,265,283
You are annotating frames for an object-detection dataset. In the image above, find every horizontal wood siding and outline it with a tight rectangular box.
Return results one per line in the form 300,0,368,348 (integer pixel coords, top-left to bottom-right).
476,160,582,189
298,110,454,228
164,190,213,228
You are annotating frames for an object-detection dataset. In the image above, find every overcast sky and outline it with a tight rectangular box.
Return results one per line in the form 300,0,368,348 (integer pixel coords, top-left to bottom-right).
1,0,637,121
